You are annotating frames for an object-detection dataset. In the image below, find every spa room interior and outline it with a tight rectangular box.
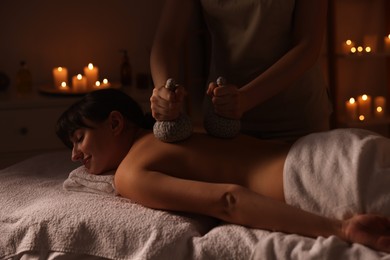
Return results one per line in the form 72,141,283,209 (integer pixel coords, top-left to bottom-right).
0,0,389,259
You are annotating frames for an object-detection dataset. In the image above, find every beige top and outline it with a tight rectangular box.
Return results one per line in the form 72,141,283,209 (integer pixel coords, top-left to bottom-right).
200,0,332,140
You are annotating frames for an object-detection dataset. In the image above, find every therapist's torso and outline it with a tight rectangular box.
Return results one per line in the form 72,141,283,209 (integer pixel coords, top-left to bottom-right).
200,0,331,141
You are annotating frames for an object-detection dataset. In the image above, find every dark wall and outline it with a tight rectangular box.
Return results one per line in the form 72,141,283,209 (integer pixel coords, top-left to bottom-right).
0,0,164,87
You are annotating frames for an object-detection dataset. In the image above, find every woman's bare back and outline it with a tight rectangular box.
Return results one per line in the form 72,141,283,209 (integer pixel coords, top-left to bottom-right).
124,131,291,201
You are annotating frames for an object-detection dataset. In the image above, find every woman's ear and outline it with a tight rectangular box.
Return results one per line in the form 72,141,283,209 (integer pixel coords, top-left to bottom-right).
108,111,124,135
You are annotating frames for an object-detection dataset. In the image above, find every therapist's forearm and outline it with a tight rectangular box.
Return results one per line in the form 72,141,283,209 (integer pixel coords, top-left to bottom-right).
240,0,328,112
150,0,194,88
150,43,181,88
240,41,321,113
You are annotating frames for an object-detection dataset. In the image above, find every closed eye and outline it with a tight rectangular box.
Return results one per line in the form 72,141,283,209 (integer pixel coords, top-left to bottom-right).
71,129,85,144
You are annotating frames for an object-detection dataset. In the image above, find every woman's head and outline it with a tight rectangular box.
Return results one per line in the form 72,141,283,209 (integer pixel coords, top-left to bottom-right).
56,88,153,174
56,89,151,148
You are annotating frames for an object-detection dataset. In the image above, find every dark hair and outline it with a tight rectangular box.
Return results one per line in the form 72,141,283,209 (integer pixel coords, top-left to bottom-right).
56,88,154,148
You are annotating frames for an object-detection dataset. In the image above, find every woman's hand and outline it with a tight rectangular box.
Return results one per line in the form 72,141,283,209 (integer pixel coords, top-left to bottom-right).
150,84,186,121
206,82,243,120
342,214,390,253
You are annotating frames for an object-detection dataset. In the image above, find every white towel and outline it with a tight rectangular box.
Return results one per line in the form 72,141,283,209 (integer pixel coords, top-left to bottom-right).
63,166,118,196
250,129,390,260
0,152,216,260
283,128,390,219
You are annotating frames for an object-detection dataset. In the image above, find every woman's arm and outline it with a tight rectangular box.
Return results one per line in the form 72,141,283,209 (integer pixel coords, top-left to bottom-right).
212,0,329,119
114,167,390,253
150,0,194,121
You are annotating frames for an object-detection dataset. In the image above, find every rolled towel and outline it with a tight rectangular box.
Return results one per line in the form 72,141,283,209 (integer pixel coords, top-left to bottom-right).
63,166,118,196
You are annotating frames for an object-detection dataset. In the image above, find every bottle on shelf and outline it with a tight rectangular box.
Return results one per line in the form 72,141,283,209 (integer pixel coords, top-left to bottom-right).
120,50,132,87
16,60,32,95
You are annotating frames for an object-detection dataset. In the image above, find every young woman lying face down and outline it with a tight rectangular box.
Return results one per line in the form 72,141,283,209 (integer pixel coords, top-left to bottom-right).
56,89,390,253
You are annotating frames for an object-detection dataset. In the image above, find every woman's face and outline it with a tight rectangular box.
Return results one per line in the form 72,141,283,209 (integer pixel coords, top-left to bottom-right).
70,119,120,175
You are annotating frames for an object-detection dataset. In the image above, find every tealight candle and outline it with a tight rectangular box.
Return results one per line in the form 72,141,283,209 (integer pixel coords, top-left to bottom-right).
59,81,70,92
94,80,101,89
84,63,99,88
101,78,111,88
374,96,386,118
72,74,87,92
53,67,68,89
345,97,358,121
357,94,372,119
363,35,377,53
385,34,390,53
342,40,354,54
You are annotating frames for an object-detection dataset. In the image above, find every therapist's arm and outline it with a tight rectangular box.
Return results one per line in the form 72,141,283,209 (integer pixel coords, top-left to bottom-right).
149,0,195,121
239,0,328,115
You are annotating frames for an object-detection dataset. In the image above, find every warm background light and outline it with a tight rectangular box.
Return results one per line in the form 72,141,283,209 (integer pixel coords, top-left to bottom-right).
0,2,164,86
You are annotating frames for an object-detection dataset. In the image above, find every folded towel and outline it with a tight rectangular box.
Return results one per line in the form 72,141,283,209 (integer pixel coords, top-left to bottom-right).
63,166,118,196
283,128,390,219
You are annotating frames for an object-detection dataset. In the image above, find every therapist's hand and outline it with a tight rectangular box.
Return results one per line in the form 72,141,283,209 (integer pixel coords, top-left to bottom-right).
150,84,186,121
207,82,243,120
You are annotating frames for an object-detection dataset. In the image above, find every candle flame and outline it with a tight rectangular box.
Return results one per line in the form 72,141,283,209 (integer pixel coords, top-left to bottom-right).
58,67,63,71
88,63,94,70
377,106,383,113
103,78,108,84
351,47,357,53
362,94,368,101
357,46,363,52
388,34,390,39
365,46,371,53
61,82,67,87
346,40,352,45
77,74,83,80
95,81,101,87
359,115,365,121
349,98,355,104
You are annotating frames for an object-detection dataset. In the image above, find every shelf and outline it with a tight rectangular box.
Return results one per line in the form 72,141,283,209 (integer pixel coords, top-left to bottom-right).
336,52,390,59
327,0,390,136
339,116,390,128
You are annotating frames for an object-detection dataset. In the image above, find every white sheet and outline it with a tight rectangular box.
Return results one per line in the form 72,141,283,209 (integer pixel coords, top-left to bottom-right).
0,152,216,259
1,143,389,260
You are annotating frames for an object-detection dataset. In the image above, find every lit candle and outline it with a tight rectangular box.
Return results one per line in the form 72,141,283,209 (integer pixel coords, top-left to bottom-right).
363,34,377,53
357,94,372,119
94,80,101,89
342,40,354,54
345,97,358,121
94,78,111,89
374,96,386,118
101,78,111,88
53,67,68,88
385,34,390,53
59,81,70,92
84,63,99,88
72,74,87,92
